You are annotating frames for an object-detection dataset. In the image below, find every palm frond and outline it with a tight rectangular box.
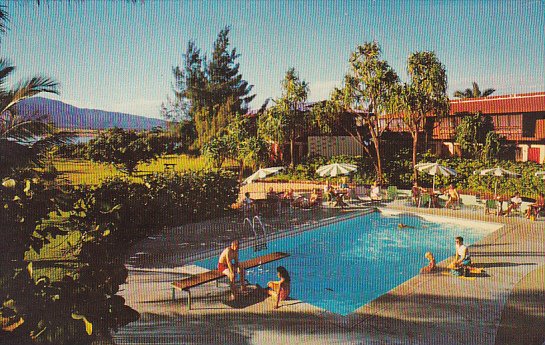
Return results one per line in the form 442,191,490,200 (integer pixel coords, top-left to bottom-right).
0,58,15,93
1,118,53,141
453,91,465,98
0,5,9,37
1,76,60,113
472,81,481,97
481,88,496,97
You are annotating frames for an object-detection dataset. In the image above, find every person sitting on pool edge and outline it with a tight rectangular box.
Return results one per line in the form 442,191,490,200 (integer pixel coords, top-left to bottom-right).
451,236,471,277
420,251,437,274
263,266,291,309
218,240,246,300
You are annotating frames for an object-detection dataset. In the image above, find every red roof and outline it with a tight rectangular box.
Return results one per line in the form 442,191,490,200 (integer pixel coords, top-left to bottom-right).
450,92,545,114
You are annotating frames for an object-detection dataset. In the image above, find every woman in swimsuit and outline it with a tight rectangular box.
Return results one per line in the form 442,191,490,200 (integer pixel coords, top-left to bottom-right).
265,266,291,309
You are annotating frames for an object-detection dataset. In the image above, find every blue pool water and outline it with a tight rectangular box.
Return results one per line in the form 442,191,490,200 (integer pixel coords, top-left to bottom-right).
193,212,499,316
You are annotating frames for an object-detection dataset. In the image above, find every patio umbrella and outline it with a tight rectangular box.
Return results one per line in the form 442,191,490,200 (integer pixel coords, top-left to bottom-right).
316,163,358,177
242,167,284,185
415,162,457,190
475,167,520,197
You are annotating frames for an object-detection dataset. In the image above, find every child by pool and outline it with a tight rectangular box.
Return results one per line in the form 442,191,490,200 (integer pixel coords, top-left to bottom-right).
420,251,437,273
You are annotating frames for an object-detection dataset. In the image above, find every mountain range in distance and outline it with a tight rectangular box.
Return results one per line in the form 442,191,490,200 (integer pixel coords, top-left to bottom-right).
15,97,166,131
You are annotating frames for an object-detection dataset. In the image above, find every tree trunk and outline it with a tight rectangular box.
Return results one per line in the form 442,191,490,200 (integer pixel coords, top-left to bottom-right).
290,138,295,167
412,133,419,180
374,142,383,184
238,160,245,183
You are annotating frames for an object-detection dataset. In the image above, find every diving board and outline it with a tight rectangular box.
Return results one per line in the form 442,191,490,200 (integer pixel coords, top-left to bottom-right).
172,251,289,310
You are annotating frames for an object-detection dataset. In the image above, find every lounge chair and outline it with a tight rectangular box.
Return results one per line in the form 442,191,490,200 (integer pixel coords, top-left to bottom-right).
485,199,497,215
420,193,431,208
386,186,398,201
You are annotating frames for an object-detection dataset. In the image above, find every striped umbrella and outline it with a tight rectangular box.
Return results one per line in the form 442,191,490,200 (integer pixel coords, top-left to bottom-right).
242,167,284,185
475,167,520,197
415,162,457,190
316,163,358,177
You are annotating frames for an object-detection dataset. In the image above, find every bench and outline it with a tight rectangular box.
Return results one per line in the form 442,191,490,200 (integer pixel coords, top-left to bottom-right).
171,252,290,310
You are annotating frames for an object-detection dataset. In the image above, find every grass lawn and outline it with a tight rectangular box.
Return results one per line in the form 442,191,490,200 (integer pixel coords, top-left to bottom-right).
52,154,210,185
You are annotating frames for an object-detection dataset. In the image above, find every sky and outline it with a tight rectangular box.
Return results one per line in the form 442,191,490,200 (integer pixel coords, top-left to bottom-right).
1,0,544,119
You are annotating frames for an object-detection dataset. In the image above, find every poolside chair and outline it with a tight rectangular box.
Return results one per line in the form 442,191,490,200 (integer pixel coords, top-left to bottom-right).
387,186,398,201
475,193,483,204
420,193,431,208
485,199,497,215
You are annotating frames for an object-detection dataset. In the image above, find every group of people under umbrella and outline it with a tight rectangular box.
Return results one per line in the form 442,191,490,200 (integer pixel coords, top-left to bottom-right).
242,163,364,212
413,163,545,218
242,162,545,219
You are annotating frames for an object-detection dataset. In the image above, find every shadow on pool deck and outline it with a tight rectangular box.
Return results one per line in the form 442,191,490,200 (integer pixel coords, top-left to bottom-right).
114,290,534,345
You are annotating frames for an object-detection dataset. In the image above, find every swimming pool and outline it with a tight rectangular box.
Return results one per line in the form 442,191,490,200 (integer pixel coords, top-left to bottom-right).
193,211,501,316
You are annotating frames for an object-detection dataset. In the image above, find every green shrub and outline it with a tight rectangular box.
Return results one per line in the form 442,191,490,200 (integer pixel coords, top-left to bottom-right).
145,169,239,225
87,128,161,175
57,142,89,159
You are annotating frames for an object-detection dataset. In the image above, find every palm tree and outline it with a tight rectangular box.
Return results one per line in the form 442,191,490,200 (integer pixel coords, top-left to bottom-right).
0,5,8,37
259,68,309,167
454,81,495,98
0,58,63,175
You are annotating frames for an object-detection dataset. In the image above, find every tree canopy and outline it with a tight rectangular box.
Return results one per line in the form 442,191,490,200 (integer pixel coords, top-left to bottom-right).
86,128,161,175
454,81,495,98
397,51,449,171
312,41,400,182
258,67,309,166
162,26,254,148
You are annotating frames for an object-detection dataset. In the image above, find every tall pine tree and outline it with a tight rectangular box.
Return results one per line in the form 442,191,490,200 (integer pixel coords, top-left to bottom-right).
162,26,254,148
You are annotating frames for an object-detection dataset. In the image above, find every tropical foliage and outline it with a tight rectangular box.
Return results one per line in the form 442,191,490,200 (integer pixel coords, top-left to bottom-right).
453,81,495,98
203,115,268,180
258,67,309,167
0,59,66,176
0,168,239,345
397,51,449,170
313,41,400,182
162,26,254,148
144,169,240,224
86,128,162,175
454,112,492,158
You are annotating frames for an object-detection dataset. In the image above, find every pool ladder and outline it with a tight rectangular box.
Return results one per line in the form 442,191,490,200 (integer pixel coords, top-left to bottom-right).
243,216,268,252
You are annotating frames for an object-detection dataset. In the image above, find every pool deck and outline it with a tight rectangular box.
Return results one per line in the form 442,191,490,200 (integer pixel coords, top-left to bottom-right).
113,201,545,345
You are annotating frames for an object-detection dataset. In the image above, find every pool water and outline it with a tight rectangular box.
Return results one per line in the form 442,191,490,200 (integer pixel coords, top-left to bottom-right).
193,212,499,316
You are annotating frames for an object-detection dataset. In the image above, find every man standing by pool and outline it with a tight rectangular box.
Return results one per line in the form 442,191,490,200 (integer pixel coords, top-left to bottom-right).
452,236,471,276
218,240,246,300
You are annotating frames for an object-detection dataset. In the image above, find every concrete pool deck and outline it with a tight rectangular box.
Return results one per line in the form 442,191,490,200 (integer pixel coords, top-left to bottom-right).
114,202,545,345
